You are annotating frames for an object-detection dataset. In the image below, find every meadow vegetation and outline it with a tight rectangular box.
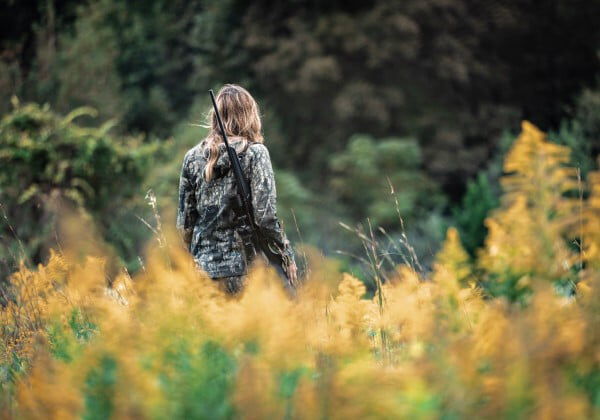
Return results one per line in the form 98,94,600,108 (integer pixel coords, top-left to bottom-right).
1,2,598,417
1,122,599,419
3,0,599,268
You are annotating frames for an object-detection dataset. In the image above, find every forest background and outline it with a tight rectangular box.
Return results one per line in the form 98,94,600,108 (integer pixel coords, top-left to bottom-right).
2,1,600,418
1,0,599,287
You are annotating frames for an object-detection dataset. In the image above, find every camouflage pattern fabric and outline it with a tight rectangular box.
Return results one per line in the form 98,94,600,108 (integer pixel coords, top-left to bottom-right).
213,276,245,295
177,139,295,281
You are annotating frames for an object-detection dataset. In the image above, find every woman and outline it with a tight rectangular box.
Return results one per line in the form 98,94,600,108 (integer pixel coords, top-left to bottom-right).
177,84,297,295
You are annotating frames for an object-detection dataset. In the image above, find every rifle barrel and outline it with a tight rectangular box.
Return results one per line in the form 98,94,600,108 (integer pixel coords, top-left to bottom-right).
209,89,231,148
208,89,291,287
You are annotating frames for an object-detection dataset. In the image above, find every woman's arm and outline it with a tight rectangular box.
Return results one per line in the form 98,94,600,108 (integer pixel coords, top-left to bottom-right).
176,153,198,250
249,144,296,277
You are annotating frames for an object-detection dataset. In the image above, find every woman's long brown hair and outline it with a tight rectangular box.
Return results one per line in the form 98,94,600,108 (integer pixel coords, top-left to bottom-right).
203,84,264,181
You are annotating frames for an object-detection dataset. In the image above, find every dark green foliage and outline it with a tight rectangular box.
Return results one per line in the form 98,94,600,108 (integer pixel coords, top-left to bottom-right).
47,309,96,363
68,308,97,342
330,135,444,228
481,271,533,305
0,350,26,417
4,0,599,195
572,364,600,409
0,101,161,278
552,121,594,177
47,323,74,363
452,173,499,256
157,340,237,420
449,127,516,258
1,0,204,136
549,84,600,178
273,169,318,246
188,0,599,192
574,83,600,157
481,268,579,304
278,367,309,420
83,356,118,420
75,0,203,136
1,0,599,279
0,350,27,390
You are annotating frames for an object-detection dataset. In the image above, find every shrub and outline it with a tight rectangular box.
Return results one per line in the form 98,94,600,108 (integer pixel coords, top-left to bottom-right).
0,100,162,278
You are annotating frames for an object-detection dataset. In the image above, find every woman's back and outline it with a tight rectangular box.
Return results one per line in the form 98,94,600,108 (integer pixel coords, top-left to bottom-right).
178,138,294,280
177,84,296,292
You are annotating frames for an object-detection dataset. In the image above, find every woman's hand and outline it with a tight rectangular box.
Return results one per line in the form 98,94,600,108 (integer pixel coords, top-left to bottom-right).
287,261,298,286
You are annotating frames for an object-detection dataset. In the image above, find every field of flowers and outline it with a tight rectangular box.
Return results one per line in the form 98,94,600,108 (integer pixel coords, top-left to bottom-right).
1,122,599,419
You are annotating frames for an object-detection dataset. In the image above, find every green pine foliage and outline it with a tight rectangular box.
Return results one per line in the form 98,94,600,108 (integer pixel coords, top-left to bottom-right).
0,100,162,278
452,173,499,256
330,135,444,229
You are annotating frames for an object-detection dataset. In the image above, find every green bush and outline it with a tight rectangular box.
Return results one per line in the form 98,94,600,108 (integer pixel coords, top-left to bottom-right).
452,173,499,256
0,100,161,278
329,134,444,228
157,341,237,420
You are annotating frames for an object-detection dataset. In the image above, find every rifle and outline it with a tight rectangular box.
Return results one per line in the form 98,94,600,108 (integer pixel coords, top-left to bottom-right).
209,90,293,290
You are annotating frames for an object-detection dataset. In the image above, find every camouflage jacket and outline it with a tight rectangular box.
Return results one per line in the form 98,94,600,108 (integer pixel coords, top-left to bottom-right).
177,139,295,278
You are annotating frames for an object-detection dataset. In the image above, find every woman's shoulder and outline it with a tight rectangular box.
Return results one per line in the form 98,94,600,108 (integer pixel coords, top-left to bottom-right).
181,142,208,178
183,141,207,163
247,142,270,160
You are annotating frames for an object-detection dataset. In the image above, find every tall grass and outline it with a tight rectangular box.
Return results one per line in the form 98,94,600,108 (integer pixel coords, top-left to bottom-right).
1,121,599,419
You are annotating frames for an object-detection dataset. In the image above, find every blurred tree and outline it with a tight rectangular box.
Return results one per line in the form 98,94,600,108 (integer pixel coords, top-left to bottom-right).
478,121,581,301
572,82,600,158
274,169,314,237
451,84,600,259
583,171,600,271
0,0,81,114
2,0,599,198
0,100,161,280
0,0,204,136
190,0,598,193
549,120,595,179
452,173,500,256
56,0,205,136
1,0,599,269
329,135,444,228
53,1,124,126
